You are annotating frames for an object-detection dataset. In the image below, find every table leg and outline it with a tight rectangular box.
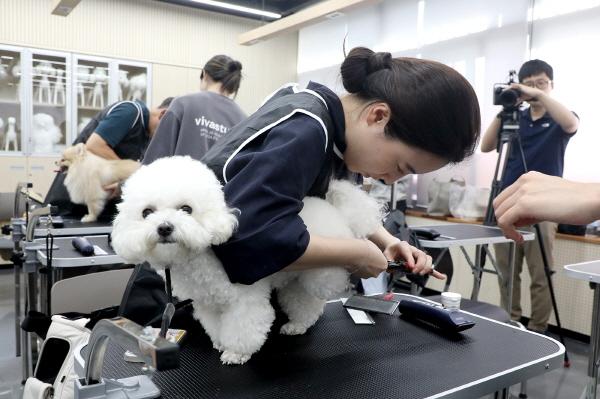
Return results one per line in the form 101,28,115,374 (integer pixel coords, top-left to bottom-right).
14,261,21,357
432,248,450,291
584,283,600,399
470,245,482,300
494,388,509,399
506,242,516,316
21,272,38,380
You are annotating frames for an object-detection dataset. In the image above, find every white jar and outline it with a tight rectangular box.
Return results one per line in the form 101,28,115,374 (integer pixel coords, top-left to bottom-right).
441,292,462,311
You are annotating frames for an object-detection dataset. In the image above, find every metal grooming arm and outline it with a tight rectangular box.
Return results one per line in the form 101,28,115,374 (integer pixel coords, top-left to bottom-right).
74,317,180,399
25,205,57,242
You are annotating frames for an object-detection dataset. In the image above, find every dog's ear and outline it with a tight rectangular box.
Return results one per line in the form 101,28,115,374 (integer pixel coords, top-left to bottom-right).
208,209,238,245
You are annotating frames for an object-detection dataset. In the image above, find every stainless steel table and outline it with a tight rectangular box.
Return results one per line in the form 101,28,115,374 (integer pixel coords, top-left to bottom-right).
25,234,123,314
564,260,600,399
416,224,535,314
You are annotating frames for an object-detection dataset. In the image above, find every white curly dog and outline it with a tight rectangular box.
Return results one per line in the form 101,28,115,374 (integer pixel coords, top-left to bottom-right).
112,156,383,365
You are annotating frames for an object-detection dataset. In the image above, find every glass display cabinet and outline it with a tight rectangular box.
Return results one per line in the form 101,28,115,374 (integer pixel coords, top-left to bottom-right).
73,55,110,135
30,50,71,155
71,57,151,139
117,62,149,104
0,45,151,157
0,46,23,155
0,45,151,199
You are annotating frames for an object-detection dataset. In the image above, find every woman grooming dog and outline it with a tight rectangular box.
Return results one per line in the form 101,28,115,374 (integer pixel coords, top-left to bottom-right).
201,46,481,284
44,97,173,221
142,54,246,165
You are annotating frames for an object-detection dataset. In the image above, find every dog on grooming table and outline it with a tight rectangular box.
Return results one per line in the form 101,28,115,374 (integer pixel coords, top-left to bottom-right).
58,143,139,222
111,156,383,365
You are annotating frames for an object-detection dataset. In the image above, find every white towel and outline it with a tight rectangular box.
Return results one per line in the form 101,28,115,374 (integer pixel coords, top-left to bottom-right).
23,377,52,399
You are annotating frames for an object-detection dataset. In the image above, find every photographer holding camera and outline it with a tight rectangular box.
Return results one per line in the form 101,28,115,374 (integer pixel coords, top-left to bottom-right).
481,59,579,333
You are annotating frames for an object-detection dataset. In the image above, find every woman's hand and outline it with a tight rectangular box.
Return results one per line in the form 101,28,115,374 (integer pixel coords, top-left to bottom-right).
383,239,446,280
351,240,389,279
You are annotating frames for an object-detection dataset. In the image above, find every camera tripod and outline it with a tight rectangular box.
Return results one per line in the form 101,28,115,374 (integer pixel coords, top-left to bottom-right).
481,106,570,369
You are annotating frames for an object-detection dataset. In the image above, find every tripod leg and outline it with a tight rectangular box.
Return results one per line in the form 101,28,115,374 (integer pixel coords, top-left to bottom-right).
584,284,600,399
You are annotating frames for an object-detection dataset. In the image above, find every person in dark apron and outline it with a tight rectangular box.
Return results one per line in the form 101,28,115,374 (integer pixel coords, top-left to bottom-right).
44,97,173,220
142,55,246,165
200,47,481,286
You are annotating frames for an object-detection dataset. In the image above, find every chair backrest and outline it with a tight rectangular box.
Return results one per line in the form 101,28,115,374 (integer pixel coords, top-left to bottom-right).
51,268,133,314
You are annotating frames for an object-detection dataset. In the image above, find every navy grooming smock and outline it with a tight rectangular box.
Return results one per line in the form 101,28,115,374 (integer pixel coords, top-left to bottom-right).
202,82,355,285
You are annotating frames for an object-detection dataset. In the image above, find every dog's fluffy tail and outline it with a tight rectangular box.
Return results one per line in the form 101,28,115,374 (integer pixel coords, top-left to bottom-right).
106,159,140,182
325,180,384,238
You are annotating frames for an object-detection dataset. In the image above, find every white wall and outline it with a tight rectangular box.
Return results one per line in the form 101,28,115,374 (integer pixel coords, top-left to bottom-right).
298,0,600,205
528,4,600,182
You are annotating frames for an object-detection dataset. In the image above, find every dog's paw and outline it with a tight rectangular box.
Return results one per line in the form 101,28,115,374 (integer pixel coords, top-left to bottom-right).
212,342,225,352
81,214,97,223
220,350,251,365
280,322,308,336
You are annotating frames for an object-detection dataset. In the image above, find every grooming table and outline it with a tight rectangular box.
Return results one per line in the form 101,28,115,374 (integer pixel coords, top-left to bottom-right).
26,234,124,312
20,235,124,378
12,216,113,376
564,260,600,399
96,293,563,399
31,234,121,268
417,224,534,313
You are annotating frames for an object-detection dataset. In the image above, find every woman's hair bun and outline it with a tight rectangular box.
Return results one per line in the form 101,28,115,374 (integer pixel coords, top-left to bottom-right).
341,47,392,94
367,51,392,74
228,60,242,73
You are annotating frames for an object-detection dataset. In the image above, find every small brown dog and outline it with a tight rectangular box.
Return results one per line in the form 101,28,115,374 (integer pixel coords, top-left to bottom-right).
57,143,140,222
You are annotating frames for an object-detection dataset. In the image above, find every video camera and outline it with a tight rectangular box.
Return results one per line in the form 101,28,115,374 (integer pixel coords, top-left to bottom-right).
493,70,521,108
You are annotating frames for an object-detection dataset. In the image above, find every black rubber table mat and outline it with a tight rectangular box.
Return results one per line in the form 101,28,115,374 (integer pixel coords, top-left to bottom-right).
421,225,508,241
96,295,561,399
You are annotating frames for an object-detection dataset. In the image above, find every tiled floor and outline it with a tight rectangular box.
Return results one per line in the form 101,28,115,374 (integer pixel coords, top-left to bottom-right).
0,268,593,398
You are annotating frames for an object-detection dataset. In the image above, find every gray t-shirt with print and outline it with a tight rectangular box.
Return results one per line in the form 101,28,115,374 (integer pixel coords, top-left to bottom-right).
142,91,246,165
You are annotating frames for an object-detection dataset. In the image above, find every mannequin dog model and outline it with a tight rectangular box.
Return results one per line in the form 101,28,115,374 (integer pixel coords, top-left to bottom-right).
112,156,383,365
58,143,139,222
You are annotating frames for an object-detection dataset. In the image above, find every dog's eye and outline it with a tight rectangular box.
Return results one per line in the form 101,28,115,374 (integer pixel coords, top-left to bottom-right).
142,208,154,218
180,205,192,214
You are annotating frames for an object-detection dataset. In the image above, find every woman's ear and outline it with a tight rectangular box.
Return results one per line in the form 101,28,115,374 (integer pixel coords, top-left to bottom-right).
366,102,391,127
158,108,167,120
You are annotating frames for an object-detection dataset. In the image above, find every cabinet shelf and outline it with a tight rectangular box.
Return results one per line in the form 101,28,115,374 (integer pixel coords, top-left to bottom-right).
0,99,20,105
32,102,66,108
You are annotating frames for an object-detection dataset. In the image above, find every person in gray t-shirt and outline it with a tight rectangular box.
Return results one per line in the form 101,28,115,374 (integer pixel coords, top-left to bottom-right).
142,55,246,165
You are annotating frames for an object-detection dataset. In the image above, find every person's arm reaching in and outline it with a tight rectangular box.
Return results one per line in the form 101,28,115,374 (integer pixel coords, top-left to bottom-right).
494,171,600,242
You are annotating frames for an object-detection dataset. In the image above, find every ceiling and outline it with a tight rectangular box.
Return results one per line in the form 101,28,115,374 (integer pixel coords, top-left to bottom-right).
157,0,324,21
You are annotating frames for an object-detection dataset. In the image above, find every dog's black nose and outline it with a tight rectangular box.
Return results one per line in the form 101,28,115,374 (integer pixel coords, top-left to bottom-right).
157,222,174,237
